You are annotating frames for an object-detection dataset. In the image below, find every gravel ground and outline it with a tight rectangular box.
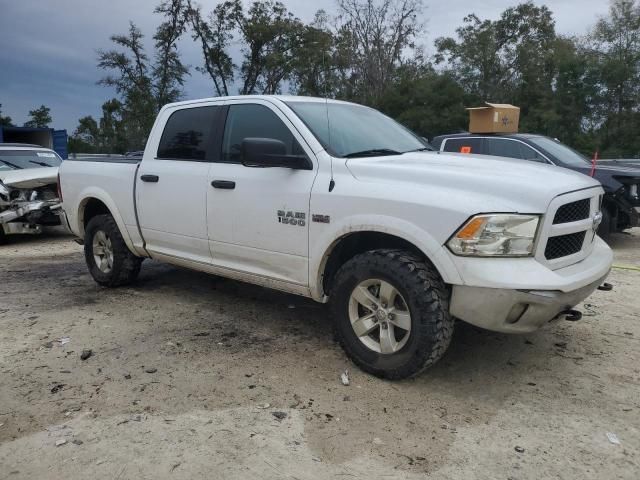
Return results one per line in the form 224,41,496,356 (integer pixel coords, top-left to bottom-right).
0,229,638,479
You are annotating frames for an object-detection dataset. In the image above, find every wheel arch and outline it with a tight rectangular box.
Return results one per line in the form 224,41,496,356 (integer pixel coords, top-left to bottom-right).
75,190,137,254
311,220,462,301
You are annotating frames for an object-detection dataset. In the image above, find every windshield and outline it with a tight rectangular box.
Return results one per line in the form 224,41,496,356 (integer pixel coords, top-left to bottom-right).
285,101,428,157
528,137,590,167
0,150,62,171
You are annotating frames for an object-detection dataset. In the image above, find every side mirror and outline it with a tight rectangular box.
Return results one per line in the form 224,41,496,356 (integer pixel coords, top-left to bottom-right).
241,138,312,170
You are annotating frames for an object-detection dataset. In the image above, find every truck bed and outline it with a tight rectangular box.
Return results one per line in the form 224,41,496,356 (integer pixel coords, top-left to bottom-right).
59,158,144,254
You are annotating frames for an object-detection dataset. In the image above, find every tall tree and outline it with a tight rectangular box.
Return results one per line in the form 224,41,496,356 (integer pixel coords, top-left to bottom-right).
69,99,127,154
69,116,100,153
290,10,355,98
0,104,13,127
547,36,598,149
187,0,235,96
336,0,424,106
590,0,640,156
232,0,304,94
153,0,190,107
378,66,467,139
24,105,52,128
435,1,557,113
97,2,188,149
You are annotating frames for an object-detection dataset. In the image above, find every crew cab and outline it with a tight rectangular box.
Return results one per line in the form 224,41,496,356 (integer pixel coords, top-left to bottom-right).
431,133,640,236
59,96,613,379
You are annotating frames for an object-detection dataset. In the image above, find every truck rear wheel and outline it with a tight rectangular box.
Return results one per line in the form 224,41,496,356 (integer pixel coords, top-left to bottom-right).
330,249,453,380
84,214,142,287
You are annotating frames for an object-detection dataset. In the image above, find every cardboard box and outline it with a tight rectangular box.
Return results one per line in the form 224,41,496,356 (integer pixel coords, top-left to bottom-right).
467,102,520,133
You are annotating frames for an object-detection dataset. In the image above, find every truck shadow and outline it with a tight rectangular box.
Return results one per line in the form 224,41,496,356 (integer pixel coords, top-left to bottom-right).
133,260,560,390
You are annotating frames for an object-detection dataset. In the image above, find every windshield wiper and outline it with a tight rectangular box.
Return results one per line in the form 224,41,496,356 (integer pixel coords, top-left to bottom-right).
344,148,401,158
403,146,433,153
0,159,23,169
29,160,52,167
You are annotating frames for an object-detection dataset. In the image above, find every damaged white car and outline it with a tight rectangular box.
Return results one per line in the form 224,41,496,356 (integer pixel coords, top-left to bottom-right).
0,143,63,243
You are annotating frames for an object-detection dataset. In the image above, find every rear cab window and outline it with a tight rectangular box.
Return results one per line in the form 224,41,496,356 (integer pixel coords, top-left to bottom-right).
156,106,219,161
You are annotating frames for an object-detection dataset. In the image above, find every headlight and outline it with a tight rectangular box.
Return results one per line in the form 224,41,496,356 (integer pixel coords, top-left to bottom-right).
447,214,540,257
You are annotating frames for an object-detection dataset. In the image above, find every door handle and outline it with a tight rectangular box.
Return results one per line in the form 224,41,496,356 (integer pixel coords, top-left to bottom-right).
211,180,236,189
140,174,159,183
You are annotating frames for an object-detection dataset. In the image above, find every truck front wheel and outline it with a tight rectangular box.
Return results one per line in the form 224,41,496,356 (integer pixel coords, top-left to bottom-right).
84,214,142,287
330,249,453,379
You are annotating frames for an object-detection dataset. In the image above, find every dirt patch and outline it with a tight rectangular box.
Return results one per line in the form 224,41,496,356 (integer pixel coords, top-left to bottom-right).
0,230,638,478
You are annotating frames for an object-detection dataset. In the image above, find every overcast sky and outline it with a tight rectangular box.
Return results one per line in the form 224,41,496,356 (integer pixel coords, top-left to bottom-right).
0,0,610,132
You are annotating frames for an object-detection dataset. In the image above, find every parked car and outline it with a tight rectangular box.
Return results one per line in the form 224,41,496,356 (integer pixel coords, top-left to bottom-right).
59,96,612,379
0,143,63,243
431,133,640,236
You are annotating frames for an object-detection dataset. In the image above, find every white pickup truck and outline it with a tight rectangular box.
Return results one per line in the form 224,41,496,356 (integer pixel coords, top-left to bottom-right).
59,95,613,379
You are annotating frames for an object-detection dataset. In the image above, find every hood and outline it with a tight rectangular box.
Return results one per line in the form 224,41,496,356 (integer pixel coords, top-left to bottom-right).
346,152,601,212
0,167,59,189
570,163,640,192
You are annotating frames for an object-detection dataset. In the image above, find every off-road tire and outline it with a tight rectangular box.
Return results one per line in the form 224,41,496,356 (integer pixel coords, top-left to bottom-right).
330,249,454,380
0,226,6,245
84,214,142,287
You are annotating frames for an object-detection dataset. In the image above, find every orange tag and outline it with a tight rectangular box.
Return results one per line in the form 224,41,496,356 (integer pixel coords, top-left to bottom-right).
460,146,472,154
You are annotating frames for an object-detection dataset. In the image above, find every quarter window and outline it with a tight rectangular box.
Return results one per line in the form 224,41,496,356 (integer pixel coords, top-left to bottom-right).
442,138,485,155
157,106,218,161
222,104,303,163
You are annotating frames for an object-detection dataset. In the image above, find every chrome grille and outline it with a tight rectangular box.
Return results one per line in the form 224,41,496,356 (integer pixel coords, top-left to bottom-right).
553,199,590,224
538,189,601,268
544,231,586,260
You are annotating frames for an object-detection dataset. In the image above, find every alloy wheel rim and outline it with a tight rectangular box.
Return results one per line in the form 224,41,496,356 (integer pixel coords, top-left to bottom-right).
92,230,114,274
348,278,412,354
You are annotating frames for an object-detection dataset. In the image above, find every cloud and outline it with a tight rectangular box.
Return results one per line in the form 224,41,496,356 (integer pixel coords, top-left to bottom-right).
0,0,611,131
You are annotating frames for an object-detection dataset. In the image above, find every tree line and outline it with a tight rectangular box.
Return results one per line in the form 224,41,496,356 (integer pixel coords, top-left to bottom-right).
62,0,640,158
0,104,53,128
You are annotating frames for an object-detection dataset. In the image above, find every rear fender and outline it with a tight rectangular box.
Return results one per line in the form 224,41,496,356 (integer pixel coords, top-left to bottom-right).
75,187,140,255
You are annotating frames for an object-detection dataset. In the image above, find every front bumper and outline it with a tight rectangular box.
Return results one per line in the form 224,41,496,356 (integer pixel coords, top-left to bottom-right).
449,237,613,333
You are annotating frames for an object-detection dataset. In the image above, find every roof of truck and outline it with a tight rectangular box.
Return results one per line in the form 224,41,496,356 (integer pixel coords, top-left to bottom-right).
162,95,357,110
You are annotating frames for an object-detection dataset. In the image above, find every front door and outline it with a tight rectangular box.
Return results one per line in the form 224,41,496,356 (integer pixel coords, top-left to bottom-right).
206,100,318,285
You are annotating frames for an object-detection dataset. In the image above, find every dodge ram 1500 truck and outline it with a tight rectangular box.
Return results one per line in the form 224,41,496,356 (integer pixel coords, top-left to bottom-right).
59,96,613,379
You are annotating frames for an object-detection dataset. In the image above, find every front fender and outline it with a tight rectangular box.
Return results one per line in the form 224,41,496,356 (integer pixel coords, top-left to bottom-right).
309,214,463,301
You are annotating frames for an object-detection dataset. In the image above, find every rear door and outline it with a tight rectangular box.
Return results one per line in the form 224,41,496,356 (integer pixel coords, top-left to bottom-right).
206,99,318,285
137,103,225,264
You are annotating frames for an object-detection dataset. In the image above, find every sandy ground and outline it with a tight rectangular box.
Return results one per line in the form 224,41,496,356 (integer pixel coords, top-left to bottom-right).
0,229,638,480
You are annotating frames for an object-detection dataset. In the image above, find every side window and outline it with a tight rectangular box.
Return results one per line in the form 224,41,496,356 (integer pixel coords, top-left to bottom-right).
520,145,548,163
486,138,526,159
484,138,548,163
157,106,217,161
442,138,485,155
221,104,304,163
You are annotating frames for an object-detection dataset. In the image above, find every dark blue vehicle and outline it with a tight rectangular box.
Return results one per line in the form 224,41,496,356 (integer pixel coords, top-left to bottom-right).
431,133,640,236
